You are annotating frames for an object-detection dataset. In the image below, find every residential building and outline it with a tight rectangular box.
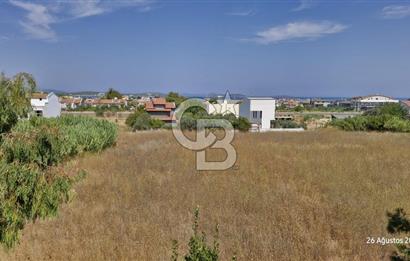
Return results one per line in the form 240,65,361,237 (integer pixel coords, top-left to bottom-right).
352,95,399,111
31,92,61,117
239,97,276,131
83,98,127,107
312,99,331,108
206,91,240,117
60,97,83,110
144,97,176,123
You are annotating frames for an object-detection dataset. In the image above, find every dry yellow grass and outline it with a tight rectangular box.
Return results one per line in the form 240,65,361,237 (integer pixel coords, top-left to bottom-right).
1,129,410,260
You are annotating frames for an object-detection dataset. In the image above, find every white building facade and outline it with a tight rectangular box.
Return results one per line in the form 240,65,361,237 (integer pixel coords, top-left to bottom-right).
239,97,276,131
31,92,62,118
352,95,399,111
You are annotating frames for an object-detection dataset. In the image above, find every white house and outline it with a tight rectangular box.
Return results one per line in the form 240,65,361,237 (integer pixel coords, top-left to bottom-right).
352,95,399,111
206,91,240,117
239,97,276,131
31,92,62,118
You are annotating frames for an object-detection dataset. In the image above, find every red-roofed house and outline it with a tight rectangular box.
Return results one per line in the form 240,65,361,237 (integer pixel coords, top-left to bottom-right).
144,97,176,123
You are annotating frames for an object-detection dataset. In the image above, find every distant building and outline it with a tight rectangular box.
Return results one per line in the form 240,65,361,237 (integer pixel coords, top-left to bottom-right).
83,98,127,107
312,99,331,108
206,91,240,117
276,99,301,109
239,97,276,131
144,97,176,123
60,97,83,110
352,95,399,111
31,92,61,117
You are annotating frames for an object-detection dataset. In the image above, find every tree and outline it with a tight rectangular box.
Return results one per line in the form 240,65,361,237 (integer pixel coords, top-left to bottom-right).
104,88,122,99
132,113,151,131
0,72,36,133
166,92,185,107
125,106,146,127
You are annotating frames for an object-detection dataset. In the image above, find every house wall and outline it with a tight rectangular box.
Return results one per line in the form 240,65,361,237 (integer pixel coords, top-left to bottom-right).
239,98,276,130
43,93,62,118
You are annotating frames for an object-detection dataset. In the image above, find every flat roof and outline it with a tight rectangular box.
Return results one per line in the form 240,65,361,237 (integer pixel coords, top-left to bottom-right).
247,97,275,100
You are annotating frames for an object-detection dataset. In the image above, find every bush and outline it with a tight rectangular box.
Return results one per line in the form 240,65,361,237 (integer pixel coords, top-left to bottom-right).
150,118,165,129
231,116,251,132
125,108,148,128
365,103,408,119
387,208,410,260
133,113,151,131
331,104,410,133
272,120,302,129
0,116,117,248
2,116,118,168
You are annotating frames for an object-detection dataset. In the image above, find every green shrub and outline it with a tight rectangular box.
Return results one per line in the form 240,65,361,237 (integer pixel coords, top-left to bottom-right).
383,117,410,132
150,118,165,129
331,105,410,133
172,207,220,261
272,120,302,129
125,107,147,128
0,162,72,248
0,116,117,248
133,113,152,131
231,116,251,131
2,116,117,168
387,208,410,260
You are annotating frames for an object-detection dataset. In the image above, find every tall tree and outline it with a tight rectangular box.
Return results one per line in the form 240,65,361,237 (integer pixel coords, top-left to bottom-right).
0,72,36,133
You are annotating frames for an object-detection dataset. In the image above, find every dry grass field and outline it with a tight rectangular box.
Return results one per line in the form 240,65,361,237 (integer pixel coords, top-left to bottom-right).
1,129,410,260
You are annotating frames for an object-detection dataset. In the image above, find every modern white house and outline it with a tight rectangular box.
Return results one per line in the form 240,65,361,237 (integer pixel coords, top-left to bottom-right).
206,91,240,117
352,95,399,111
31,92,62,118
239,97,276,131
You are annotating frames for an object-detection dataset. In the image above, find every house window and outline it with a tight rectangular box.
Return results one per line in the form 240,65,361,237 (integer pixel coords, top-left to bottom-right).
252,111,258,118
252,111,262,119
35,110,43,117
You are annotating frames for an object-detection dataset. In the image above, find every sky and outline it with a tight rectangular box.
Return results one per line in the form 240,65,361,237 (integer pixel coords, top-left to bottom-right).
0,0,410,97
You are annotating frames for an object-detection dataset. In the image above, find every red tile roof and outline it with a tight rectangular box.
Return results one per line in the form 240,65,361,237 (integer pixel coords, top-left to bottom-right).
144,98,176,110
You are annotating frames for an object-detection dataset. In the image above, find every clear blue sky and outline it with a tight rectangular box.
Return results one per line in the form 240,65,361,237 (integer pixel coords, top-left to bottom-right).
1,0,410,97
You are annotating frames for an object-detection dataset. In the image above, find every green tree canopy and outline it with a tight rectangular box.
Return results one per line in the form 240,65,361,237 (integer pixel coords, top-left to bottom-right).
365,103,408,119
0,72,36,133
166,92,185,107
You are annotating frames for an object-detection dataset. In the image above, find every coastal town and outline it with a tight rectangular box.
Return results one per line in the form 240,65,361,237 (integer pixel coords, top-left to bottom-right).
32,90,410,131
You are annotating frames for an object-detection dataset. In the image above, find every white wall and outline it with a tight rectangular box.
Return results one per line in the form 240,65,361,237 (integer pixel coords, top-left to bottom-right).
31,93,61,118
239,97,276,130
359,96,399,103
43,93,61,117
